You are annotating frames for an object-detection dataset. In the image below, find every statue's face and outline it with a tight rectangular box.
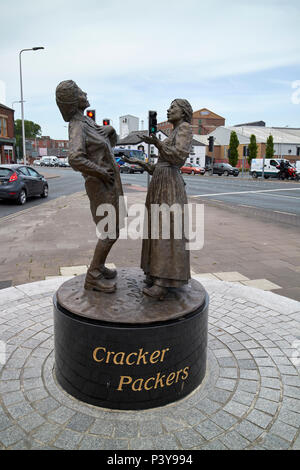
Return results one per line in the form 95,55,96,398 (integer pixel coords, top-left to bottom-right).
78,88,90,110
167,101,183,123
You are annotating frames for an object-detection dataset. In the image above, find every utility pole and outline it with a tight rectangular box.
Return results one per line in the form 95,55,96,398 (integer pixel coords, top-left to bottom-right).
147,143,150,189
19,47,44,165
208,136,214,175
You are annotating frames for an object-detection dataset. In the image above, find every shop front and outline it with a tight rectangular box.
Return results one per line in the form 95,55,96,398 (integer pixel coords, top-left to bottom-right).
0,139,15,164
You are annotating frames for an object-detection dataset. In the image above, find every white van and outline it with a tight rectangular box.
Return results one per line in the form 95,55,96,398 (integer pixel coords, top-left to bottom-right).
40,156,60,167
250,158,289,179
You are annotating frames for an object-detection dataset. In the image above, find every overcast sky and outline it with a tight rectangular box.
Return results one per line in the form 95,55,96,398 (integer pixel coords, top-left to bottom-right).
1,0,300,139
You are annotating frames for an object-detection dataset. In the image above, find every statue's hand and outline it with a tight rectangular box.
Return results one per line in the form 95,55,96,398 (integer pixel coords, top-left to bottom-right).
142,133,161,149
123,156,140,165
99,168,114,184
120,155,131,163
141,134,153,144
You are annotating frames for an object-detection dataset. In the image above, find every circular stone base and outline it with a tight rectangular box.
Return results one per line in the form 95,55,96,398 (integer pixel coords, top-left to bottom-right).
53,268,209,410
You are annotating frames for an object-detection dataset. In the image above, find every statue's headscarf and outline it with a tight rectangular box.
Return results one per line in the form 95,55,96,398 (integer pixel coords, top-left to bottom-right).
56,80,79,122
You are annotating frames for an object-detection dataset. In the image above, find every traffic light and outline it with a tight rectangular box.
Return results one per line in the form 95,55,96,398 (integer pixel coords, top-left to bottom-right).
86,109,96,121
103,119,110,126
208,136,214,152
148,110,157,134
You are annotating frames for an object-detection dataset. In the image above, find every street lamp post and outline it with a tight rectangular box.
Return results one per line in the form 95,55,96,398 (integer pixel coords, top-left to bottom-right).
19,47,44,165
11,100,23,109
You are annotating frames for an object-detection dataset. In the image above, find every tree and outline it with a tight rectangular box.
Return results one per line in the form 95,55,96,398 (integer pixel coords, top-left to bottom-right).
248,134,258,165
228,131,239,167
265,135,275,159
14,119,42,159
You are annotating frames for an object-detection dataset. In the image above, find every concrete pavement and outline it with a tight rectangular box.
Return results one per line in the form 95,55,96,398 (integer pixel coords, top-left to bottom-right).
0,185,299,301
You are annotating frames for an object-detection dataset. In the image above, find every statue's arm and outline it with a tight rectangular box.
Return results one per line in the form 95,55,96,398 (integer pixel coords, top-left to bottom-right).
132,159,156,175
121,155,155,175
159,123,192,166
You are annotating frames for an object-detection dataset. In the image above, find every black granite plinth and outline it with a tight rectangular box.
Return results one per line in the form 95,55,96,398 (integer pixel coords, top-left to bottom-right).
53,268,209,410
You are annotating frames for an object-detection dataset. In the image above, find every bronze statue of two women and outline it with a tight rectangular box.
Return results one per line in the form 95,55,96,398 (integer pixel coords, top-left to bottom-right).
56,81,193,300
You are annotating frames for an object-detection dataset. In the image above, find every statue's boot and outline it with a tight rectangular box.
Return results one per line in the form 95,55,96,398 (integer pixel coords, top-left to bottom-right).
89,239,118,281
143,284,168,300
84,269,116,293
143,274,154,286
99,264,117,279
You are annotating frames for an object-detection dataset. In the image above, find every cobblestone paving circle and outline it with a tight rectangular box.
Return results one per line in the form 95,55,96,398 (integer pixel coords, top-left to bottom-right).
0,279,300,450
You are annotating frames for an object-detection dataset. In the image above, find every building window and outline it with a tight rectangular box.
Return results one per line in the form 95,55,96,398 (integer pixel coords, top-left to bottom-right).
297,147,300,156
0,116,8,137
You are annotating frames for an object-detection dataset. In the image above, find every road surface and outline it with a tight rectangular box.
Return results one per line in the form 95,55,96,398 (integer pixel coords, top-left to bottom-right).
0,167,299,222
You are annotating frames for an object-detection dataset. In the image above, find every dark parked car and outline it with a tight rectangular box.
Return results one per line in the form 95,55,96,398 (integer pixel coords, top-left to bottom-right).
0,164,48,205
207,163,239,176
119,162,144,174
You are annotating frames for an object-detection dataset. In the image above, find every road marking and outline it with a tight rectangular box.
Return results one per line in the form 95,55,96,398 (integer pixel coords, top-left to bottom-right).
239,205,254,208
190,188,300,198
274,211,297,216
259,192,300,200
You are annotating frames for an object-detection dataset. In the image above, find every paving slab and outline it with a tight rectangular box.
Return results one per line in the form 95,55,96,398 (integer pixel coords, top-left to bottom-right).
59,266,88,276
0,276,299,450
214,272,250,282
241,279,282,290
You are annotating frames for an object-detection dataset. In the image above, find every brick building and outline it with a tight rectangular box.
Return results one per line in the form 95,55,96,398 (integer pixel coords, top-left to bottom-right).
158,108,225,136
0,103,15,163
27,136,69,159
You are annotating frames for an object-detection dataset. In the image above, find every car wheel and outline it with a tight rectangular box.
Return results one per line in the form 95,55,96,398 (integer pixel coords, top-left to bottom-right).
234,173,238,177
41,185,48,198
252,172,258,178
17,189,27,205
223,170,229,176
191,170,195,175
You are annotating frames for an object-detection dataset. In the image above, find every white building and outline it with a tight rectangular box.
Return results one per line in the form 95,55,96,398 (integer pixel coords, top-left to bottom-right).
229,126,300,160
188,137,206,167
119,115,139,140
117,130,166,163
